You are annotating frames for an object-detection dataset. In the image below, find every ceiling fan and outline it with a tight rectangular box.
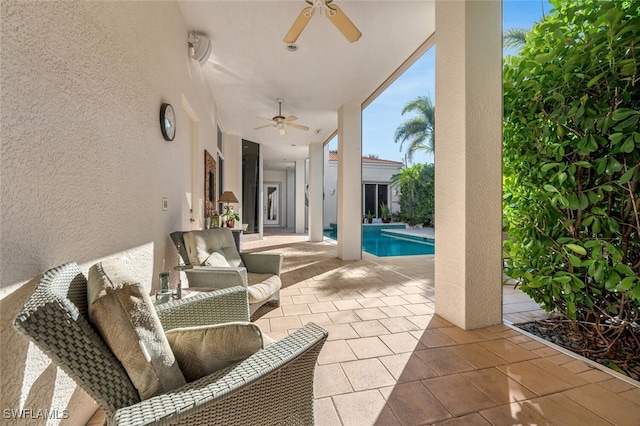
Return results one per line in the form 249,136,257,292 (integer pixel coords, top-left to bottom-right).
284,0,362,44
254,98,310,136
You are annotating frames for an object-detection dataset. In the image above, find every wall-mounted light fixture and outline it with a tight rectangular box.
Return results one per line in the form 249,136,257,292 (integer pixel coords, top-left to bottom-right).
188,31,212,65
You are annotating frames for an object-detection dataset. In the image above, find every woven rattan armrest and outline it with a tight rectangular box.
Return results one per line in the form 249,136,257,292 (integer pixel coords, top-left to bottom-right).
111,322,328,426
155,286,250,330
239,252,283,275
181,266,248,289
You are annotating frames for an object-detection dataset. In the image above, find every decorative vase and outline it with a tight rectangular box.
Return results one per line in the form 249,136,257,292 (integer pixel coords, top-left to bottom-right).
226,219,235,228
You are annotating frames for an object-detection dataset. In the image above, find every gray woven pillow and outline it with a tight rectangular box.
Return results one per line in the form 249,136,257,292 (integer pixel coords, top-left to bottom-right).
87,259,186,399
166,322,272,382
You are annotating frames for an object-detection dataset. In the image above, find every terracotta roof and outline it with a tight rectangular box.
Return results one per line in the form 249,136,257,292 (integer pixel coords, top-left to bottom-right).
328,150,403,165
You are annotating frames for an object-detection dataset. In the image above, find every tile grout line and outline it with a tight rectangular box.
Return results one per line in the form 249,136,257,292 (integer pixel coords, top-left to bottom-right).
503,322,640,389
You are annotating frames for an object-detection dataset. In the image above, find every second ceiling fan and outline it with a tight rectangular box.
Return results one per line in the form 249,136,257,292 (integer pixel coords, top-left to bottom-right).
284,0,362,44
255,98,309,136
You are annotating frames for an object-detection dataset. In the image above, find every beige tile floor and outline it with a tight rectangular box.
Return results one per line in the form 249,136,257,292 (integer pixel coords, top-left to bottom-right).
245,229,640,426
88,229,640,426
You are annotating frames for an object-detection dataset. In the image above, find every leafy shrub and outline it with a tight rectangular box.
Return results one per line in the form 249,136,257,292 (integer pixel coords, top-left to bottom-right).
503,0,639,339
393,163,435,226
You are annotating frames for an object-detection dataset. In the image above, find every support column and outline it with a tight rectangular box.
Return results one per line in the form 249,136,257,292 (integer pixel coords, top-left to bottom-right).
295,159,305,234
308,143,324,242
434,0,503,329
337,103,362,260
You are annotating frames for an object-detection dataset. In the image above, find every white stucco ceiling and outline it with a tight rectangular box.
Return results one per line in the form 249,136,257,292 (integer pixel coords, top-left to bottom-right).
179,1,435,170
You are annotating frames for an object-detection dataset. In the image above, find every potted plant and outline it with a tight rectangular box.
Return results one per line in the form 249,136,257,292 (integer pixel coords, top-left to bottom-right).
365,211,374,224
380,203,391,223
222,210,240,228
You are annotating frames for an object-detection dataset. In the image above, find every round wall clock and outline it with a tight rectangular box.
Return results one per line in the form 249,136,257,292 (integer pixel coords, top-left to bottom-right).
160,103,176,141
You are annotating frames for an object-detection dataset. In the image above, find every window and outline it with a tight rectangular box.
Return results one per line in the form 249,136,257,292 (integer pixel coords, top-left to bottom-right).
363,183,388,217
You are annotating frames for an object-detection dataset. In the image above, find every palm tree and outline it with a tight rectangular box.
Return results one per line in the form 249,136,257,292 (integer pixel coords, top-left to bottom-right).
393,95,435,163
503,27,529,50
503,0,547,51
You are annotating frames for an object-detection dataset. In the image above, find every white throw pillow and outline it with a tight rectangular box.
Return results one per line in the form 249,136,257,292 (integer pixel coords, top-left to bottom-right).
202,251,230,267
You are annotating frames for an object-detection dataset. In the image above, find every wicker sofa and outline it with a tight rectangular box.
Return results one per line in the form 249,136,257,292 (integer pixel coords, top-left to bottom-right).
171,228,282,315
14,262,327,425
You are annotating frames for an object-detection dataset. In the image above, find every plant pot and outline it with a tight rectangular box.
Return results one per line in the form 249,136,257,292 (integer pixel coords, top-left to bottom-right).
382,218,391,223
367,218,373,224
226,220,235,228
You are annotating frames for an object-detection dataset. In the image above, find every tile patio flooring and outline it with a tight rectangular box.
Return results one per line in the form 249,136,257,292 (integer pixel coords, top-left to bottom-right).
243,229,640,426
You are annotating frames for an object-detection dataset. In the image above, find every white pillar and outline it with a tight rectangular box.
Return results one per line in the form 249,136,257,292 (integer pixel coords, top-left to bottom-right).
434,0,503,329
337,104,362,260
308,143,324,242
295,159,305,234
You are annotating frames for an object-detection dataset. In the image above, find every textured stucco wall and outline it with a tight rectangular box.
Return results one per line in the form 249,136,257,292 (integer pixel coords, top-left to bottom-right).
434,1,503,330
1,1,218,424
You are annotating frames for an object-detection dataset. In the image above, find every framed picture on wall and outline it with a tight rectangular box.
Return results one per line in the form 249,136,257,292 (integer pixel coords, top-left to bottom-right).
204,150,216,217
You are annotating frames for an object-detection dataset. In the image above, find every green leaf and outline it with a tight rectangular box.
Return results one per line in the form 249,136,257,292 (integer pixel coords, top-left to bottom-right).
569,254,582,267
619,276,636,291
604,271,621,291
620,137,635,153
543,184,559,193
541,163,559,172
612,108,638,122
609,133,625,145
615,263,635,276
586,72,605,88
614,115,639,131
565,244,586,255
619,166,637,185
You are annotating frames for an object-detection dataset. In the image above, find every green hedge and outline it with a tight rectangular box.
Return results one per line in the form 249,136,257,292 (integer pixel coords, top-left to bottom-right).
503,0,639,329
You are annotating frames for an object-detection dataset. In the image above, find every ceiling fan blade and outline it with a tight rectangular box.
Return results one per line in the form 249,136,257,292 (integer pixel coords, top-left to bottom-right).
287,123,309,131
283,7,315,43
254,124,275,130
278,126,287,136
257,116,276,122
284,115,299,122
325,4,362,43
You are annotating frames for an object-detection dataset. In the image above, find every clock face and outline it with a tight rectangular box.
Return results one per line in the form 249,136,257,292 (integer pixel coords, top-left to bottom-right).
160,103,176,141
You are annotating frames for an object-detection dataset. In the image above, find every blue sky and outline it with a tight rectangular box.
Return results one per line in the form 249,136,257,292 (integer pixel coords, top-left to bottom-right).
330,0,554,165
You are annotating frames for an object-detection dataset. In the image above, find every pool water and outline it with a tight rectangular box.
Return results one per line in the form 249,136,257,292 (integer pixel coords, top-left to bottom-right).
323,226,435,257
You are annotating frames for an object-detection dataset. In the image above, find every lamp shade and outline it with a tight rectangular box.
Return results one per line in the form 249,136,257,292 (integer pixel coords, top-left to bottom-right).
219,191,239,203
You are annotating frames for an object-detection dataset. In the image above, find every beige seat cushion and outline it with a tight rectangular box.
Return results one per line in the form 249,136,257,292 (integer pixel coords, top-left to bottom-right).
183,229,243,268
166,322,272,382
87,259,186,400
247,273,282,304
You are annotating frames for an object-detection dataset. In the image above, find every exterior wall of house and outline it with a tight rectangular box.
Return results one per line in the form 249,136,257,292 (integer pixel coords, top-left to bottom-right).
324,148,402,228
0,1,218,423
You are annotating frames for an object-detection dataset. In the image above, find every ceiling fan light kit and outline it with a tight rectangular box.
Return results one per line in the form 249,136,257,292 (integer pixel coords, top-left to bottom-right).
284,0,362,44
255,98,310,136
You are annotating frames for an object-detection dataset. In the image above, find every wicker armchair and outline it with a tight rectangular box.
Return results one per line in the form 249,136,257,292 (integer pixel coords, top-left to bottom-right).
14,262,327,425
171,229,283,315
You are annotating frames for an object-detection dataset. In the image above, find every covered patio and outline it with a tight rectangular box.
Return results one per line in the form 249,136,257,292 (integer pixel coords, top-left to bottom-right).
3,1,638,424
242,230,640,425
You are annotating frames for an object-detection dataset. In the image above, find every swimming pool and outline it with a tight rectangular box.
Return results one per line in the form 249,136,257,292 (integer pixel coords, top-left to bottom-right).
323,225,435,257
